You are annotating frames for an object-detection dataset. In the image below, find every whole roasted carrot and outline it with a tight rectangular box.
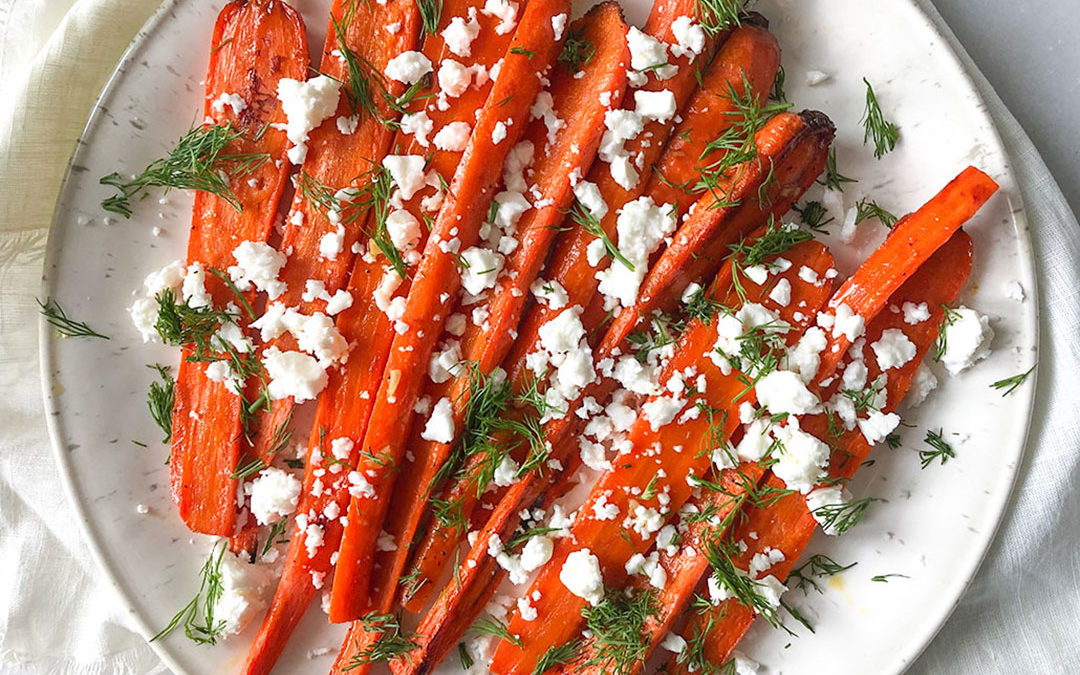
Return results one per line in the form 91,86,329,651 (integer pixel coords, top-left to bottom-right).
328,0,573,624
363,1,631,631
403,105,838,673
667,231,975,674
403,14,782,609
240,0,423,468
241,0,506,671
487,239,836,675
169,0,308,536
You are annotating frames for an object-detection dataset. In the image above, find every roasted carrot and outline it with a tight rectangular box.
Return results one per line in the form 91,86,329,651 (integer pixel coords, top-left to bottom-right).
402,107,837,673
242,0,505,671
241,0,423,468
667,231,975,674
488,239,837,675
328,0,573,624
359,1,631,631
403,14,782,609
169,0,308,536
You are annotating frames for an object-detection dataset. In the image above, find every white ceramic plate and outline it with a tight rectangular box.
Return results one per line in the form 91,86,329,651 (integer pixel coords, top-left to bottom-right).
40,0,1039,673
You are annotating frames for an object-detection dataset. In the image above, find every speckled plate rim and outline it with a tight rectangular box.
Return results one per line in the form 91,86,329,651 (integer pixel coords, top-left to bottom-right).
37,1,1041,674
38,1,190,673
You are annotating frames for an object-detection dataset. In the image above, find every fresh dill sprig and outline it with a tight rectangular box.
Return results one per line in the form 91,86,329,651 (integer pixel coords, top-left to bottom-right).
458,642,475,670
932,305,962,361
559,28,595,72
153,288,237,356
787,554,856,595
819,148,856,192
811,496,880,535
533,640,583,675
429,496,468,531
261,516,291,558
399,565,429,604
677,614,729,674
885,432,902,449
469,616,521,647
101,124,268,217
570,200,633,270
871,573,910,582
861,77,900,158
147,364,175,443
152,541,227,644
581,588,658,675
728,219,813,303
357,163,409,278
684,284,726,325
696,0,750,35
770,64,787,103
704,538,786,629
416,0,443,35
506,526,561,551
793,200,834,232
991,363,1037,397
344,613,418,668
511,47,536,58
919,428,955,468
38,297,109,339
854,197,899,228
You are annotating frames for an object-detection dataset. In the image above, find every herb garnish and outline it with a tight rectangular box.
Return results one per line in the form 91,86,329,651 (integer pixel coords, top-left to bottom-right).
918,428,955,468
861,78,900,158
152,541,227,644
101,124,269,217
147,364,175,443
38,297,109,339
991,363,1037,397
854,197,899,228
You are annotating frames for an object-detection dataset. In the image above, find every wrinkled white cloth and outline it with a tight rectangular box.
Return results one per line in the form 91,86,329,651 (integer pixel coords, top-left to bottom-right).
0,1,1076,674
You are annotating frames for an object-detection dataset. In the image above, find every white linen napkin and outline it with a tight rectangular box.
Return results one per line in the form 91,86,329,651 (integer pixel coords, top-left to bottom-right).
0,0,1075,673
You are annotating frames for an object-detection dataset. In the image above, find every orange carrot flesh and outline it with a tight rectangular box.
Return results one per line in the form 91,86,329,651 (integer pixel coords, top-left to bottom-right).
812,166,998,383
404,15,783,608
370,2,631,623
242,0,509,671
328,0,573,624
168,0,308,536
242,0,423,466
403,107,838,673
668,231,975,674
487,241,836,675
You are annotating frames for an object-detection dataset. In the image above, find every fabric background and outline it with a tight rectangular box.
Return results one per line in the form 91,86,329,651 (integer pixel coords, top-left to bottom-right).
0,0,1075,673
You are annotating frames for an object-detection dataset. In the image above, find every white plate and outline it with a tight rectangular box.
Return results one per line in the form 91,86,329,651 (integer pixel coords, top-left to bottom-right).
40,0,1039,673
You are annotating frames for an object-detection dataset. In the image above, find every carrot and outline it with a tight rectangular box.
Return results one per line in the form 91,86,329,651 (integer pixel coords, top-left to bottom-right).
813,166,997,382
328,0,573,624
357,1,631,631
240,0,423,471
402,106,838,674
403,15,783,609
242,0,507,671
667,231,975,674
168,0,308,536
487,239,837,675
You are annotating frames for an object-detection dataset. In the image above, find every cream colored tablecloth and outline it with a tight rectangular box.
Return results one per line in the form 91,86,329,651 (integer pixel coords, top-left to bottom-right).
1,0,1076,673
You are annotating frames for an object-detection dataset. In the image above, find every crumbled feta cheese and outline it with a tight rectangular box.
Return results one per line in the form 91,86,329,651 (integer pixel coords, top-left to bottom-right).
182,261,212,308
768,278,792,307
492,121,508,144
459,247,504,294
1004,280,1025,302
871,328,916,370
805,485,850,535
421,397,455,443
560,549,604,605
400,111,434,147
551,13,568,40
277,76,341,164
382,154,427,201
441,11,480,57
755,370,820,416
595,197,677,308
492,455,520,487
857,410,901,445
482,0,519,34
940,306,994,375
531,278,569,309
249,467,302,525
770,421,830,493
262,347,328,402
626,26,668,71
905,363,938,408
634,89,677,123
661,632,687,655
806,69,830,86
901,301,930,325
670,16,706,59
519,534,553,571
385,51,433,85
318,224,345,260
228,241,287,300
438,59,472,97
386,209,421,252
433,121,472,151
